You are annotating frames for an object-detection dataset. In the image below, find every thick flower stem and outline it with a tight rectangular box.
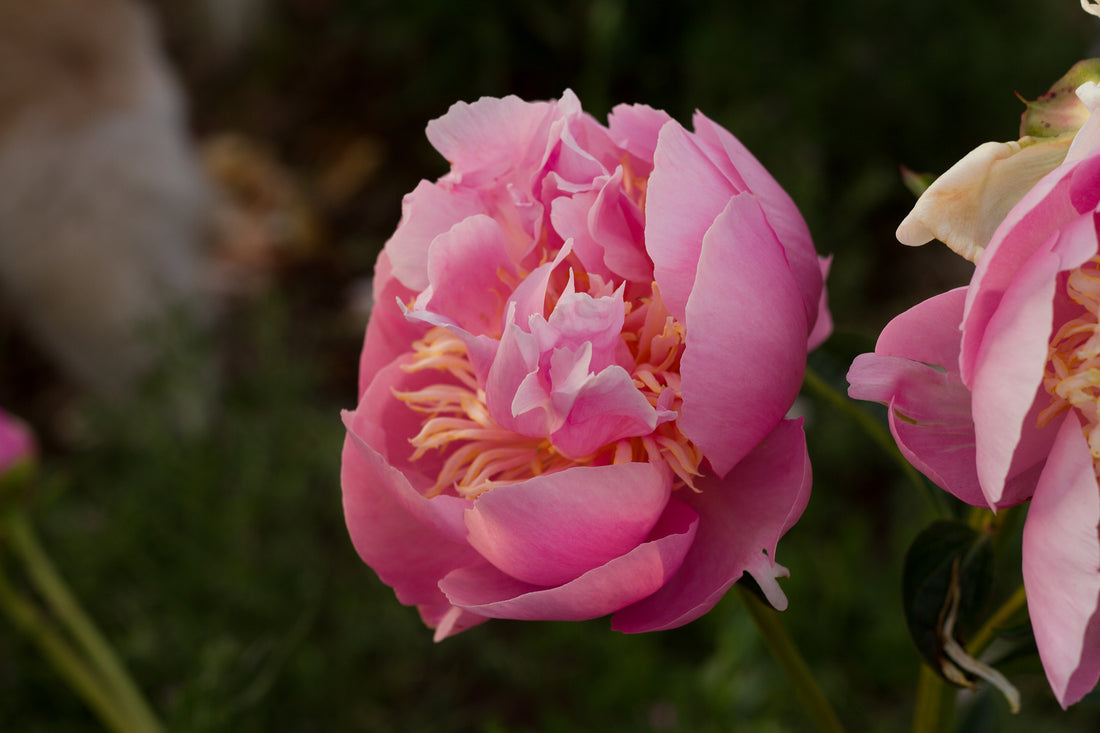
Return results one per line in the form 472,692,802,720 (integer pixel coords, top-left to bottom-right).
0,560,134,733
3,510,164,733
735,585,846,733
912,663,955,733
801,367,949,517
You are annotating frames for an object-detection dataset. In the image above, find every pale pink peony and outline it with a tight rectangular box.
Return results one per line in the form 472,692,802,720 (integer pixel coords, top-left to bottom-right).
342,91,830,640
848,82,1100,707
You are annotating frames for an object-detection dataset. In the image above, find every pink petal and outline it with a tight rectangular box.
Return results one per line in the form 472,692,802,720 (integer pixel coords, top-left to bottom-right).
463,462,671,587
1022,412,1100,708
589,169,653,283
382,180,485,291
606,103,672,169
612,418,811,632
550,364,663,458
421,604,489,642
874,286,967,369
690,112,823,329
345,359,476,544
549,190,617,281
357,251,424,397
415,214,517,337
971,246,1064,507
425,95,558,188
645,120,737,322
961,158,1097,382
679,193,808,477
441,499,699,621
341,427,479,612
846,288,987,505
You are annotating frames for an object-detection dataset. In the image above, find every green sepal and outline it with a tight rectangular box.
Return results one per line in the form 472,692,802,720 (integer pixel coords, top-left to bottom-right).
1019,58,1100,139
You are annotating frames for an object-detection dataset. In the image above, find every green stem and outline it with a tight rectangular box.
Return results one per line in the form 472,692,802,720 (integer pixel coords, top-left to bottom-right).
966,584,1028,658
912,663,954,733
0,560,134,733
736,585,846,733
802,367,949,517
4,511,164,733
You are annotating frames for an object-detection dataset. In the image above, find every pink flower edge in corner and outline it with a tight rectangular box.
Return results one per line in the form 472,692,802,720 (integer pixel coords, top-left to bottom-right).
0,409,35,477
343,90,831,640
848,77,1100,708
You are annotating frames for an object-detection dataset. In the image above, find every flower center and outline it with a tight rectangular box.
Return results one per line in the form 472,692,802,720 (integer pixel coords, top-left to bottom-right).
394,283,704,499
1039,257,1100,469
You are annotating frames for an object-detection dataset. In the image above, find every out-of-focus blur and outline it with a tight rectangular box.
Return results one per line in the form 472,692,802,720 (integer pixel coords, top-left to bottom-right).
0,0,211,401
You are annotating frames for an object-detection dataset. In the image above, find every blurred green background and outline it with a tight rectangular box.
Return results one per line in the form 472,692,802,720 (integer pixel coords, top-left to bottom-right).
2,0,1099,730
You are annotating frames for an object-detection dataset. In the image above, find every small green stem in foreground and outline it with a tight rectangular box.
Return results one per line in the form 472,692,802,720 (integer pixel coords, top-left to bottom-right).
912,663,955,733
802,367,949,517
736,585,846,733
0,561,134,733
3,510,164,732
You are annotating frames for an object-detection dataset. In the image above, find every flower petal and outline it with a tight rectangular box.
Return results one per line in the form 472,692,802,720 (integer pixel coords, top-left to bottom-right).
612,418,811,632
550,364,664,458
425,95,558,188
961,154,1098,382
645,119,737,321
463,462,671,587
382,180,485,291
897,139,1073,262
971,245,1067,507
690,111,823,328
357,250,423,397
1022,412,1100,708
680,193,808,477
341,425,479,613
416,214,517,337
441,498,698,621
847,288,990,506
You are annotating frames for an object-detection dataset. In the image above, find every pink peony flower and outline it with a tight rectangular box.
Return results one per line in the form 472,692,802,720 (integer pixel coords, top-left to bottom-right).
342,91,831,640
848,80,1100,707
0,408,34,476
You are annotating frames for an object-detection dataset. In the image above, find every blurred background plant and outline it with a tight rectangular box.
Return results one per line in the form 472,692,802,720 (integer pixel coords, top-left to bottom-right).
0,0,1098,730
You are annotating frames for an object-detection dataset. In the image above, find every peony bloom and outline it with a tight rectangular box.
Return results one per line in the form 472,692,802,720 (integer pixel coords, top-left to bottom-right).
342,91,830,640
848,77,1100,706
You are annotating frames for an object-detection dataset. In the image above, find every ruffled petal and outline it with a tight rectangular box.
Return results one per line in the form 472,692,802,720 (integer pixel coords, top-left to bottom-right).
440,498,698,621
606,103,672,170
612,418,811,632
971,245,1067,507
463,462,671,587
679,194,807,477
357,250,424,397
690,112,823,328
897,139,1074,263
382,180,485,291
645,120,736,321
425,95,558,188
415,214,518,336
341,426,479,614
961,156,1095,381
550,364,664,458
1022,413,1100,708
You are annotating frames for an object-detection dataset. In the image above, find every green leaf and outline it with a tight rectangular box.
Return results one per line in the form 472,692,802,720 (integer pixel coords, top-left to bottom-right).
902,520,995,685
